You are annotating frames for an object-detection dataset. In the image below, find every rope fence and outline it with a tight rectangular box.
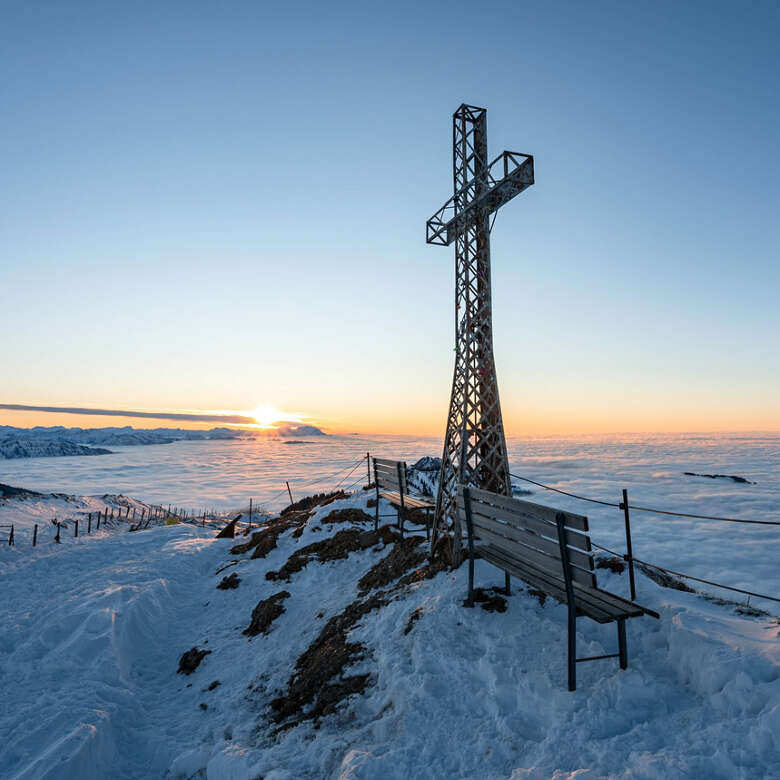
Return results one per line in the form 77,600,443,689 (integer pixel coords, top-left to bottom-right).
509,472,780,525
508,470,780,608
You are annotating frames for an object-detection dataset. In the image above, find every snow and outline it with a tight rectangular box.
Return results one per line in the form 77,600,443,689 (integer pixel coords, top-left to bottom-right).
0,486,778,779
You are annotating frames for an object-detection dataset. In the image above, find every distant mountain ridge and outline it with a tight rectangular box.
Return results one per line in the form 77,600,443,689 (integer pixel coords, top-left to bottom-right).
0,423,327,459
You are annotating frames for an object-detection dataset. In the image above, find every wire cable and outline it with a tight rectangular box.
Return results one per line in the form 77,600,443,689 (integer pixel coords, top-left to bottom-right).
509,473,619,507
590,541,780,605
509,472,780,525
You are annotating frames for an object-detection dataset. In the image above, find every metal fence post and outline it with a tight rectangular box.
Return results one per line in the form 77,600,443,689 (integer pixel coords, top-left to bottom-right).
621,488,637,601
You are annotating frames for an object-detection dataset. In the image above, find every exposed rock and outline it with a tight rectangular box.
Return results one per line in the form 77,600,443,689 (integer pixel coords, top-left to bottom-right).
216,572,241,590
321,508,373,525
177,647,211,675
358,537,427,594
244,591,291,636
266,529,365,582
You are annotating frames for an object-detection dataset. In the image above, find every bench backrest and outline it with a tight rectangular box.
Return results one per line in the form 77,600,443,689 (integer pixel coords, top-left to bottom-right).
373,458,408,494
457,484,596,589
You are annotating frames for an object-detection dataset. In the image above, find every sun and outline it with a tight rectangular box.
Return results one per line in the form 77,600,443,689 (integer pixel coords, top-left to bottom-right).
246,405,302,429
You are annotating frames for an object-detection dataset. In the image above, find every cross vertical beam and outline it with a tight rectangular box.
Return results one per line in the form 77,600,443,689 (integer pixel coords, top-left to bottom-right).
427,104,534,563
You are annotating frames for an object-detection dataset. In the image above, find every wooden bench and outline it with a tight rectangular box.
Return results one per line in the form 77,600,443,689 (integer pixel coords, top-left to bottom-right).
373,457,435,538
458,484,659,690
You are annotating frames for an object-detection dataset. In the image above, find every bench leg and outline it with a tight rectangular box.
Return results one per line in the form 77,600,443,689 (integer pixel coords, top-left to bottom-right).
465,548,475,608
567,602,577,691
617,618,627,670
504,572,511,596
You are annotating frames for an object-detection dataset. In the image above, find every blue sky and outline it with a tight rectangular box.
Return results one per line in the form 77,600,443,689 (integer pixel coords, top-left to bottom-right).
1,0,778,433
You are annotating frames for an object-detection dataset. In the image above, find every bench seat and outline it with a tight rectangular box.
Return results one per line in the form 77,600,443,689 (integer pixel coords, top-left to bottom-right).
480,544,646,623
378,490,435,512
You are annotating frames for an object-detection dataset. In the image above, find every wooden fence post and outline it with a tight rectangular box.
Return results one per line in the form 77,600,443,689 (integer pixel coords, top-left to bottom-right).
8,525,14,546
88,514,92,534
286,481,294,506
74,519,79,538
55,522,61,543
33,524,38,547
367,452,371,486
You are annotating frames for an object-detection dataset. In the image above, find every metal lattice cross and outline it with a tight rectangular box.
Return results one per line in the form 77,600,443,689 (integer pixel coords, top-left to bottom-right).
426,104,534,562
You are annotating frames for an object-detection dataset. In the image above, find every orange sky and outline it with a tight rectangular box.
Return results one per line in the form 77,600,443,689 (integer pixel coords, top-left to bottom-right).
2,398,778,437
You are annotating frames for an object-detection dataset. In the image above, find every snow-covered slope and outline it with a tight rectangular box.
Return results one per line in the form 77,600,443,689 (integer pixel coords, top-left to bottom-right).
0,488,778,779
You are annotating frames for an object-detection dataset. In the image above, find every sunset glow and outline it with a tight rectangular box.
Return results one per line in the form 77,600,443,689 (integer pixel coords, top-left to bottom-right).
245,405,304,429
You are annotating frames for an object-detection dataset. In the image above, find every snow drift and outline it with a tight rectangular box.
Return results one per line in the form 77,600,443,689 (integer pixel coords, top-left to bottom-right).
0,486,778,779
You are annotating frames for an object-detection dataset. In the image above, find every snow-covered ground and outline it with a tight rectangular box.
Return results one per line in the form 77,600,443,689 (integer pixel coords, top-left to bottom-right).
0,486,778,779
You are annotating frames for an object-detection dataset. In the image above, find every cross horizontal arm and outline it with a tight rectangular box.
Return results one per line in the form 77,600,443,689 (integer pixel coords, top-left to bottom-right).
426,151,534,246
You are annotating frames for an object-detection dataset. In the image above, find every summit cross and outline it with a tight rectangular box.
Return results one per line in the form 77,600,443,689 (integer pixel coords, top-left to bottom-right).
426,104,535,562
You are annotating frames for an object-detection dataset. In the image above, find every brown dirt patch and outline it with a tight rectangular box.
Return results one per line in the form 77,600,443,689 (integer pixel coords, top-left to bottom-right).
230,513,309,558
638,563,695,593
178,647,211,675
269,592,386,729
216,572,241,590
266,529,365,582
402,507,431,527
244,591,291,636
395,553,449,590
322,508,373,525
596,556,626,574
358,537,427,594
267,535,448,731
471,587,507,613
281,491,347,516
